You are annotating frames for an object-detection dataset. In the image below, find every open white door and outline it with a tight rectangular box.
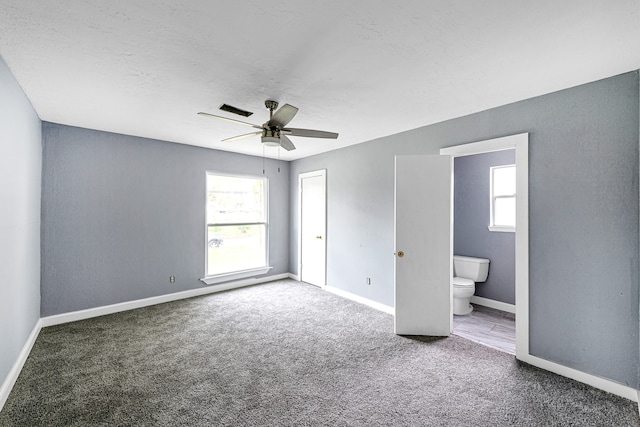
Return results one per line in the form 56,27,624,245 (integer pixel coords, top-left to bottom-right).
394,155,452,336
300,170,327,287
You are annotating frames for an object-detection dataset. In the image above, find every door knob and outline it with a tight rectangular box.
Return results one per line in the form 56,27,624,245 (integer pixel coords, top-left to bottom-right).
316,235,322,239
397,251,405,257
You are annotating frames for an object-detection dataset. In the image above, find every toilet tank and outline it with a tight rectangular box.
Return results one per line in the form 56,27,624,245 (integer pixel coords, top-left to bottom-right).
453,255,490,282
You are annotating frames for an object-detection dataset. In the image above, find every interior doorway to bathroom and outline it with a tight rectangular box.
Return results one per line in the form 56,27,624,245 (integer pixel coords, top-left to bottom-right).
450,149,516,354
440,133,529,358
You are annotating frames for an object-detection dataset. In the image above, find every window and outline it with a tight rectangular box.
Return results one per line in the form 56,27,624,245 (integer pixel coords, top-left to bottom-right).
203,172,270,284
489,164,516,232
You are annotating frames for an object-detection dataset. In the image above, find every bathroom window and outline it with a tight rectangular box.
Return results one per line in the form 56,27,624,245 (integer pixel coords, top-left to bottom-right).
202,172,271,284
489,164,516,232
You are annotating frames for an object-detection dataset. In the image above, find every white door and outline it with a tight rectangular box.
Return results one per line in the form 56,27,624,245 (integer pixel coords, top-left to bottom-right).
394,155,452,336
300,170,326,287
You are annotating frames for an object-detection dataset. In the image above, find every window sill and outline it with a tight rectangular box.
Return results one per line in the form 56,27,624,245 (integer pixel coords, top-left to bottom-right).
488,226,515,233
200,266,273,285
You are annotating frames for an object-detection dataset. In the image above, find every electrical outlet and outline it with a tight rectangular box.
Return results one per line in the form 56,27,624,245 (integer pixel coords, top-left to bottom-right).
169,276,176,283
366,277,371,285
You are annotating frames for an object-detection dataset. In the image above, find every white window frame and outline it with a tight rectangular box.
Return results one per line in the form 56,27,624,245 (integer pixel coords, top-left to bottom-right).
489,164,516,233
201,172,272,285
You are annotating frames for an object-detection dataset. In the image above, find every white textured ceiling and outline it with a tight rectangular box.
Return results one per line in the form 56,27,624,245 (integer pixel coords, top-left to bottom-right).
0,1,639,160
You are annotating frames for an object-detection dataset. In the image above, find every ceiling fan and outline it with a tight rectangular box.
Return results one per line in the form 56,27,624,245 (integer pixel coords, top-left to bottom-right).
198,100,338,151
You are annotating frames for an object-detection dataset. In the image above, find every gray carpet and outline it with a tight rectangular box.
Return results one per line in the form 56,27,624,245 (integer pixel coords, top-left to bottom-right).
1,279,638,426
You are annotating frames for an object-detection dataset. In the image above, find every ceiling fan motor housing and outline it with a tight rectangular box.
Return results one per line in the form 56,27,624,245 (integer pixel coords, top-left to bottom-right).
262,128,281,147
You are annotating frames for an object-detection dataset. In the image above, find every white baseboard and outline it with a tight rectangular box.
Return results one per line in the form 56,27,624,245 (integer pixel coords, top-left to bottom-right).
518,353,638,403
288,273,300,281
41,273,290,327
324,285,394,315
470,295,515,314
0,319,42,412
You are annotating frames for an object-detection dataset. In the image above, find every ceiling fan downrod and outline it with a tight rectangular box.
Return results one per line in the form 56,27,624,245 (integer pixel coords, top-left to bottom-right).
264,100,278,119
262,100,281,146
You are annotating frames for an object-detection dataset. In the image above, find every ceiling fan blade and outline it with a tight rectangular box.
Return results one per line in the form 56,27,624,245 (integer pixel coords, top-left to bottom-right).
283,128,339,139
197,112,262,129
280,135,296,151
268,104,298,128
222,131,262,142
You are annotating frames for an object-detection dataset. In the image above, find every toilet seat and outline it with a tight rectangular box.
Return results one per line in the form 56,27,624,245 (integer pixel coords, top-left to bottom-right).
452,277,474,288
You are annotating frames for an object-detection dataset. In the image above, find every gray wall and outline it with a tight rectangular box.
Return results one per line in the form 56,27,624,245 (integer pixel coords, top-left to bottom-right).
0,57,41,389
41,123,289,316
290,71,640,388
454,150,515,304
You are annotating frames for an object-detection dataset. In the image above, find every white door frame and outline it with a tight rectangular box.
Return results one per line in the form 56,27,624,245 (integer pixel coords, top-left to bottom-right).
298,169,327,287
440,133,529,358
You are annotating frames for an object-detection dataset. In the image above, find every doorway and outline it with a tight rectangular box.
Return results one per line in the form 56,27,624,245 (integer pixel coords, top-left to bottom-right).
440,133,528,359
450,149,516,354
299,170,327,287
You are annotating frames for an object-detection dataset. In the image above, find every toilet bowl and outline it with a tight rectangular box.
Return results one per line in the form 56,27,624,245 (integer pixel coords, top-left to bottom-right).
452,277,475,315
452,255,490,315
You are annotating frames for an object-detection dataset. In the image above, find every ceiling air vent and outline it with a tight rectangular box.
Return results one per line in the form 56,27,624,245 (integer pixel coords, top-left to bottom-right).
219,104,253,117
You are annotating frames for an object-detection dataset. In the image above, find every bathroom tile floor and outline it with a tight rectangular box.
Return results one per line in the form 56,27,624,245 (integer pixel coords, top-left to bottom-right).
453,304,515,355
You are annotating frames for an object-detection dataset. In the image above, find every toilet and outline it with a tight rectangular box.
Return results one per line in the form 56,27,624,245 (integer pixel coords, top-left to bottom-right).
452,255,490,315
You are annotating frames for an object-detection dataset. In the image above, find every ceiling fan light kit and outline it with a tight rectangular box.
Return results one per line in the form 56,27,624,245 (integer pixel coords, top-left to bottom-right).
198,99,338,151
261,135,281,147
